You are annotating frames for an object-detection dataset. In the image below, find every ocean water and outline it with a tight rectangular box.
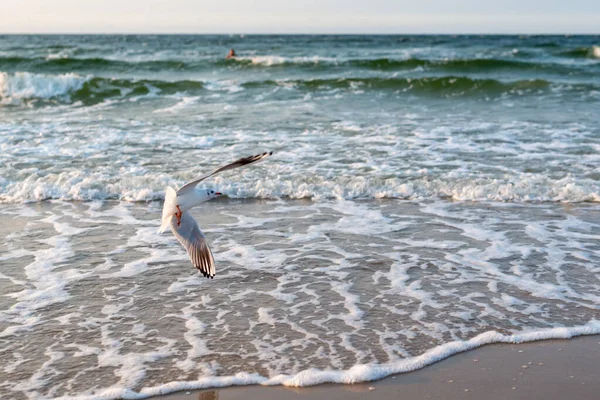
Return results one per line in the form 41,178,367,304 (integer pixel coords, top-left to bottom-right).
0,35,599,399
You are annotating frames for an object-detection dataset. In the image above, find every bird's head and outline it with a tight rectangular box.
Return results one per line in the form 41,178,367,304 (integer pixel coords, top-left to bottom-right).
205,189,222,199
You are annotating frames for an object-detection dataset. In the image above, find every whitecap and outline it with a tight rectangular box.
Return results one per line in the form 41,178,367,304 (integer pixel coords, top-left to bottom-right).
0,71,87,101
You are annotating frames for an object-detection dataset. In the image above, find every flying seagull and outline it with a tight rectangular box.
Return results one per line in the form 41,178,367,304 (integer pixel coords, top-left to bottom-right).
157,151,273,278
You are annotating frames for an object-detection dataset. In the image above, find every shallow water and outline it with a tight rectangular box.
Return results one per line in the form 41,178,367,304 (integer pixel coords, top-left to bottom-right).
0,200,599,398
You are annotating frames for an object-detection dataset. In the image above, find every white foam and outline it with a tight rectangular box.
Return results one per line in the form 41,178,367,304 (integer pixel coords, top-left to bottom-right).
208,174,600,203
204,80,243,93
239,55,287,65
272,321,600,386
325,201,397,235
96,325,177,391
52,321,600,399
13,347,65,394
54,313,81,325
175,304,212,372
3,352,28,374
236,55,336,66
0,215,92,337
166,275,206,293
152,96,199,113
0,71,86,101
46,52,70,60
2,116,599,204
65,344,101,358
257,307,277,325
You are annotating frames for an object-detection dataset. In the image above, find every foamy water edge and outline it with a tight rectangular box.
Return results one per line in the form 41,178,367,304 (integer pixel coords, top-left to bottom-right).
59,322,600,400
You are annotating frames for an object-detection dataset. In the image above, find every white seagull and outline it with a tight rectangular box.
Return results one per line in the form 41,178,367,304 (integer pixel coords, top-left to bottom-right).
157,151,273,278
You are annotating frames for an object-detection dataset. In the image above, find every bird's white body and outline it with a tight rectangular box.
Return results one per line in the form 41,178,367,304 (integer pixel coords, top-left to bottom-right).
175,188,214,213
157,151,273,279
157,188,215,233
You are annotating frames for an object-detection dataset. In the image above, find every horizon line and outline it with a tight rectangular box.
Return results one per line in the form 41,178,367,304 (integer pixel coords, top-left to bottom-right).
1,32,599,35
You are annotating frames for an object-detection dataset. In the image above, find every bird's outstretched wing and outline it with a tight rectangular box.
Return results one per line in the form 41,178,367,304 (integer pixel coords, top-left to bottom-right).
176,151,273,195
170,210,216,278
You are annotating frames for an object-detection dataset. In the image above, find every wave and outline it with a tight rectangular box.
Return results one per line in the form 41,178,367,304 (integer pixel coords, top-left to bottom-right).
234,56,569,72
246,76,566,95
558,45,600,59
72,76,204,104
348,57,579,72
2,171,599,204
231,55,334,66
1,71,595,105
2,54,596,74
0,71,86,101
0,72,204,105
44,57,189,72
0,56,192,72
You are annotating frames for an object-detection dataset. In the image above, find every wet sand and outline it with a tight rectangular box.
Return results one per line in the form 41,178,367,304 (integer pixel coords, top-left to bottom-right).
155,335,600,400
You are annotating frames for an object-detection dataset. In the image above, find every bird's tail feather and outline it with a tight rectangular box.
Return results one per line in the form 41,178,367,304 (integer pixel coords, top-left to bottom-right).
157,187,177,233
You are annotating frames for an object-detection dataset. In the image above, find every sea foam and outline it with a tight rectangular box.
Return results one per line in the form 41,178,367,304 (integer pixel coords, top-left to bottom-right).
0,71,86,101
1,171,599,203
52,321,600,400
235,55,337,66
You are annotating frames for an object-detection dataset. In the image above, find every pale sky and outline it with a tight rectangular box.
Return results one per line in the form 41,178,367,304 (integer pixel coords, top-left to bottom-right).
1,0,599,34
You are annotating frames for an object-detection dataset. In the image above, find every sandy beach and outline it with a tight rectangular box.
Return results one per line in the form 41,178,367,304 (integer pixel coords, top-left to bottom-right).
155,335,600,400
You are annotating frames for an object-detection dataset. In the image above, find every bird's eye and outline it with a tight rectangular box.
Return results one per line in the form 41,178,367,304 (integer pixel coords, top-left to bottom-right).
211,191,214,194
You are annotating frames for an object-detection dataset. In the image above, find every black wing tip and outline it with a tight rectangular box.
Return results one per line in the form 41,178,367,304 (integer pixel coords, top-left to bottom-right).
240,151,273,165
255,151,273,158
197,268,215,279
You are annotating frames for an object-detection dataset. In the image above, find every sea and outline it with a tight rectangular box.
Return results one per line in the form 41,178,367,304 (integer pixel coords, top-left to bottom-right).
0,35,599,399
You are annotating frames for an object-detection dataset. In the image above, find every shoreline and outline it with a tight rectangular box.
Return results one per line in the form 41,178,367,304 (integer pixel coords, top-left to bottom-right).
153,334,600,400
1,201,598,399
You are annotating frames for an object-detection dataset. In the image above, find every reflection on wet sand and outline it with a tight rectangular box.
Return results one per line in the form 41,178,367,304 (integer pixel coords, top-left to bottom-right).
199,390,218,400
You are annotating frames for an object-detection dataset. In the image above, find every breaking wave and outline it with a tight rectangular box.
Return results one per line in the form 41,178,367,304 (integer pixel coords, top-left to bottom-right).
2,54,597,74
246,76,558,94
558,45,600,59
0,71,86,101
1,72,594,105
1,172,599,204
0,56,192,72
0,72,205,105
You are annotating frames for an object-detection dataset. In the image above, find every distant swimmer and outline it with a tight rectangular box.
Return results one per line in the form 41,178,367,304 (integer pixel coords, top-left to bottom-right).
226,49,236,59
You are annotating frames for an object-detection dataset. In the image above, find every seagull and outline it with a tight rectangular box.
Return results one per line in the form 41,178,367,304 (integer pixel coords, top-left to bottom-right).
157,151,273,278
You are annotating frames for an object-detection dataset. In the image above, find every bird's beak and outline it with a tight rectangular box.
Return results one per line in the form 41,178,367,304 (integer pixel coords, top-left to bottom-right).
215,192,222,196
